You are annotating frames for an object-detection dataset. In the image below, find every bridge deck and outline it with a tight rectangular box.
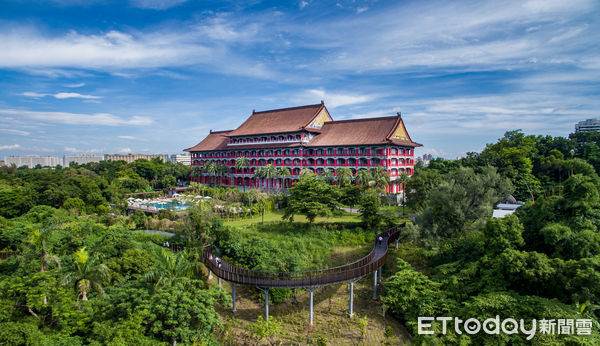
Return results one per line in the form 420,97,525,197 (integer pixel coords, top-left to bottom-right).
201,224,402,288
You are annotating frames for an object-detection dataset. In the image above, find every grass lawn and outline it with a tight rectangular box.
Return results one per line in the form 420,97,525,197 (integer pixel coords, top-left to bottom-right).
223,209,362,227
213,210,412,344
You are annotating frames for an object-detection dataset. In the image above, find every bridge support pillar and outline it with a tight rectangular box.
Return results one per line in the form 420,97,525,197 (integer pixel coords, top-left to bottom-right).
373,270,378,299
208,270,212,280
349,281,355,318
258,287,270,321
308,288,315,325
231,283,236,312
218,277,222,288
395,239,399,249
378,267,382,283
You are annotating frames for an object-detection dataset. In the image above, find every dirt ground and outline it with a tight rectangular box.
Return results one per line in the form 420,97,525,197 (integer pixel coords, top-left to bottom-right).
210,274,412,345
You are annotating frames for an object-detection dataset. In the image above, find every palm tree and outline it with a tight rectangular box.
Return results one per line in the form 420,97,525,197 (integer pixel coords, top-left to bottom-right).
188,182,202,194
355,169,373,189
255,166,265,188
261,164,276,192
370,167,391,195
299,168,313,176
235,157,250,191
217,164,230,186
144,248,199,290
276,166,291,190
398,171,410,214
62,247,110,301
321,168,335,184
191,166,202,182
24,226,60,305
205,161,218,186
336,167,353,187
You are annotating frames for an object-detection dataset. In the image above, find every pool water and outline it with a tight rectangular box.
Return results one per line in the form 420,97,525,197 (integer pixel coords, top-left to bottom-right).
140,201,192,210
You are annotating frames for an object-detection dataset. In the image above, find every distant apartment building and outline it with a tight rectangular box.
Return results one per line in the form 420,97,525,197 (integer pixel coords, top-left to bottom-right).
4,155,62,168
575,118,600,133
171,154,191,166
63,154,104,167
105,153,169,163
416,153,433,166
0,160,5,167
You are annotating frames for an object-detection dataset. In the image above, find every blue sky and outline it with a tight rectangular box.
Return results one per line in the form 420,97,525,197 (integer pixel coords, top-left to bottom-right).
0,0,598,159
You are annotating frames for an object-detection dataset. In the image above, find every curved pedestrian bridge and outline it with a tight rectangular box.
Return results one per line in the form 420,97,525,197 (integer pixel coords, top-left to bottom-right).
201,223,403,288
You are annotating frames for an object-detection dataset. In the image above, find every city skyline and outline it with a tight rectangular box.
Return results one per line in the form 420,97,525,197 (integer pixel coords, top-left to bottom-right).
0,0,599,159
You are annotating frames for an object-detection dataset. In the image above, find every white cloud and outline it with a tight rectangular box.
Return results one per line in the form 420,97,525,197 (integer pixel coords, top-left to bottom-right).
64,146,78,152
285,0,598,73
120,148,132,153
0,28,211,69
64,82,85,88
0,144,21,150
21,92,47,98
20,91,102,99
0,109,153,126
129,0,188,10
54,92,101,99
296,89,377,108
118,135,136,140
300,1,308,9
0,129,30,136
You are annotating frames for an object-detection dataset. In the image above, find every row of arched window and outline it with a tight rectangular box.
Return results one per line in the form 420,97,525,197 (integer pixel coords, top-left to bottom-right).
192,157,413,166
192,147,413,158
229,134,303,144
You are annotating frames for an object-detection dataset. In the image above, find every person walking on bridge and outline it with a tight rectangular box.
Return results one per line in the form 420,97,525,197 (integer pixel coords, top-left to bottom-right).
378,235,383,245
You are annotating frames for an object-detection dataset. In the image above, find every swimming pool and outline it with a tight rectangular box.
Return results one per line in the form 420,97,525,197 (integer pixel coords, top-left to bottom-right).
140,201,192,210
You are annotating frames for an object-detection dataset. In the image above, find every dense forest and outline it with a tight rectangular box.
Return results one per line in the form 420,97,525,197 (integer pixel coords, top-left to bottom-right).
389,130,600,344
1,129,599,344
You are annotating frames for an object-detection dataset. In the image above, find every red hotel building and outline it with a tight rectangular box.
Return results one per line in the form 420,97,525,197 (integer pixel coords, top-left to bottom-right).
184,102,421,194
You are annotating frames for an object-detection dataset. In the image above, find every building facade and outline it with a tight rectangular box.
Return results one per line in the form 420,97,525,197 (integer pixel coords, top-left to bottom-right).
105,153,169,163
575,118,600,133
171,154,191,166
63,154,104,167
184,103,422,194
4,155,62,168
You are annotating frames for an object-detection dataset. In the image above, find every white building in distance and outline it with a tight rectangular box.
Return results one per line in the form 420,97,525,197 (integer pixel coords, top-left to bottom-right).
105,153,169,163
4,155,62,168
63,154,104,167
575,119,600,133
171,154,191,166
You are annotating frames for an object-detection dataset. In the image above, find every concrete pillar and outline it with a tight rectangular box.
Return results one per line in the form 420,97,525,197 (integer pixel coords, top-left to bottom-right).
265,289,270,321
395,238,399,249
373,270,378,299
349,282,354,318
231,283,236,312
208,270,212,280
378,267,382,283
309,289,314,325
218,277,221,288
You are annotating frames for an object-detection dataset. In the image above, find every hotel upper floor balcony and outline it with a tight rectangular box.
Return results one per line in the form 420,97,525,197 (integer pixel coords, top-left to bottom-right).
192,149,415,159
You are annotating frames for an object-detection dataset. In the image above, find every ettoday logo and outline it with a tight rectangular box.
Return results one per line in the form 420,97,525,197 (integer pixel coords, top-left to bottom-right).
418,316,594,340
